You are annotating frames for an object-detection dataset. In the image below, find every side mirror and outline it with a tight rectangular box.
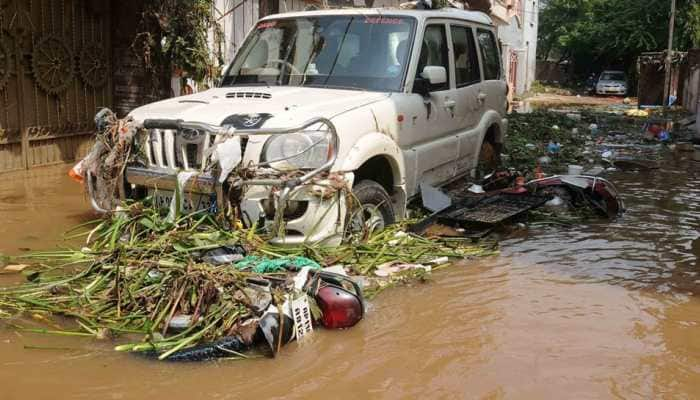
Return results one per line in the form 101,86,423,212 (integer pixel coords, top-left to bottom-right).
421,66,447,86
413,78,430,98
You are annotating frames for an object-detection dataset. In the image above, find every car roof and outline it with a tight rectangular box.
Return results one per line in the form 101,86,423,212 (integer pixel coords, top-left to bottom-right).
261,7,493,26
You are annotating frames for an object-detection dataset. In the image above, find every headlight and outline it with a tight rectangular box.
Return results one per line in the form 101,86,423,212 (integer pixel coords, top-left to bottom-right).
263,124,333,171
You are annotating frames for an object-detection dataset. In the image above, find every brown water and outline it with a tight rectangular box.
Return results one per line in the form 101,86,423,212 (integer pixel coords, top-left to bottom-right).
1,159,699,400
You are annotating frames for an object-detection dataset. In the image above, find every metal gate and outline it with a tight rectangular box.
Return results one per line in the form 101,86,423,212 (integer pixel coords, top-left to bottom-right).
0,0,111,173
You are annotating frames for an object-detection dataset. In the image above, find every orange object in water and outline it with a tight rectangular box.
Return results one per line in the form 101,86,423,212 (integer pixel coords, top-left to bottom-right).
68,160,85,184
515,176,525,186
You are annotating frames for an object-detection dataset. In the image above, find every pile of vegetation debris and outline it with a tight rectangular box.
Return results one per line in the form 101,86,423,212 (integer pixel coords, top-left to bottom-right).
503,107,693,176
0,202,496,362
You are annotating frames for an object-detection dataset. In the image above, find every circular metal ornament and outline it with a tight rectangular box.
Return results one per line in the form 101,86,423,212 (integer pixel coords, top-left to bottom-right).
79,44,108,88
31,35,75,95
0,37,10,91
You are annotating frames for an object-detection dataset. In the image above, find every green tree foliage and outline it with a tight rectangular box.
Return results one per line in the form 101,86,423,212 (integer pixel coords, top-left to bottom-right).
134,0,223,87
686,2,700,46
538,0,699,75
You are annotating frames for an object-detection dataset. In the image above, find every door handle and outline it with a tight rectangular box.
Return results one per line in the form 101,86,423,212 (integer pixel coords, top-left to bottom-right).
444,99,456,109
477,93,487,103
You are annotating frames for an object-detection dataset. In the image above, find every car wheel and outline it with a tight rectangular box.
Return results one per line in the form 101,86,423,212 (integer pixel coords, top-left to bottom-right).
478,140,502,172
346,180,395,236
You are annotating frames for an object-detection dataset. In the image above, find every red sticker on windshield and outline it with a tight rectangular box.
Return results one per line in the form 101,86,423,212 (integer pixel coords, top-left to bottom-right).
364,17,404,25
257,21,277,29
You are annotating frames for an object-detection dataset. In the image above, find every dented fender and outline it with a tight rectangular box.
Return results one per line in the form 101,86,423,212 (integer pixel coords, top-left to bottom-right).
338,131,405,186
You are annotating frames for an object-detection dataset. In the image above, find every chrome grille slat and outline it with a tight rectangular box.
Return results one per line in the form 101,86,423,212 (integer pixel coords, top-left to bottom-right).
150,129,165,168
163,129,176,169
145,130,243,172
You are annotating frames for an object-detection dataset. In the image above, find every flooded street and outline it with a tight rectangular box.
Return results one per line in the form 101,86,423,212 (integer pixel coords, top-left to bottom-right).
1,157,699,400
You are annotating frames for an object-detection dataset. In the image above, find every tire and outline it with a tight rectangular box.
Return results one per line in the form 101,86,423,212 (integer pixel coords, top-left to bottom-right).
347,180,396,235
478,140,502,172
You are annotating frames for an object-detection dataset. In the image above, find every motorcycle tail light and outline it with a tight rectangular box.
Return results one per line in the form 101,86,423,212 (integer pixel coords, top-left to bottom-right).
315,284,363,329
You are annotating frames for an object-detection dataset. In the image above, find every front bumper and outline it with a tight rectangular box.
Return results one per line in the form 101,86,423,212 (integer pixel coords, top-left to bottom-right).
120,166,351,245
596,87,626,95
86,117,346,245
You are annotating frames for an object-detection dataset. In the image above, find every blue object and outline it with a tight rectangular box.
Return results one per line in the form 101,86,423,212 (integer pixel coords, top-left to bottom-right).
547,142,561,154
658,130,671,142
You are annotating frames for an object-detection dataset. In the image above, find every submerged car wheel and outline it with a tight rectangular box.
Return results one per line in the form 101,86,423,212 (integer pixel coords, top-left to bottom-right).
347,180,395,237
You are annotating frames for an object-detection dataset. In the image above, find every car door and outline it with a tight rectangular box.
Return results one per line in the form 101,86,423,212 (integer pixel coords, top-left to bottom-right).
475,27,507,121
449,23,483,173
397,22,461,195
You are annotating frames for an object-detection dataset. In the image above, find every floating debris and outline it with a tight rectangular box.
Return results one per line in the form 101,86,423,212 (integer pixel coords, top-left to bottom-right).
0,201,496,361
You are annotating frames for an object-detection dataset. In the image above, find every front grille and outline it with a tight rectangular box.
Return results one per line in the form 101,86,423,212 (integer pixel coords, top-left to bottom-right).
144,129,247,172
185,144,199,169
241,136,249,156
146,129,209,171
225,91,271,99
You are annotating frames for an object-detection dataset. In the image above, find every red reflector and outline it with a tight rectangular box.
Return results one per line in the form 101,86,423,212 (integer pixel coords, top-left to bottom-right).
397,114,404,122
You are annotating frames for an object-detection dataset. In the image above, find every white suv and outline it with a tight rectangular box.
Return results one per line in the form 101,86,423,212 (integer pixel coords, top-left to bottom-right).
98,8,508,244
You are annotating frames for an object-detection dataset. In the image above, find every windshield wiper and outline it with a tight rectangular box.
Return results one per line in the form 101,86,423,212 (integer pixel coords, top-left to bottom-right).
304,83,365,92
323,17,354,88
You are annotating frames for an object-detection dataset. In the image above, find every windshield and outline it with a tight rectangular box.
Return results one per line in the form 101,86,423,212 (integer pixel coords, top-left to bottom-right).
600,72,625,81
222,15,416,92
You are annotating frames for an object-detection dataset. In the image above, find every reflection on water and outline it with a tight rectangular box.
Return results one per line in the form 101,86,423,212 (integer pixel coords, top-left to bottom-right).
0,165,92,256
504,153,700,295
0,159,699,399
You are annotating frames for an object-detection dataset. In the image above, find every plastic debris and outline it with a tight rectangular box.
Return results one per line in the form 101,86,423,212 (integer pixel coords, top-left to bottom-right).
323,265,348,276
211,136,242,183
547,141,561,154
545,196,565,208
167,171,198,221
68,160,85,183
468,184,485,194
236,279,272,314
589,123,599,136
567,165,583,175
429,256,449,265
168,314,193,331
420,182,452,213
374,261,431,277
202,245,247,265
234,256,321,273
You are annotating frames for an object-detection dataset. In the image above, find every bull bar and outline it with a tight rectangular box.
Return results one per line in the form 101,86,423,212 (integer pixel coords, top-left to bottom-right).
87,117,340,235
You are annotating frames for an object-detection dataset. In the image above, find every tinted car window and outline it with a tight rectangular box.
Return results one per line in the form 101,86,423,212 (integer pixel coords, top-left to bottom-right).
450,25,480,87
476,29,500,80
416,24,449,91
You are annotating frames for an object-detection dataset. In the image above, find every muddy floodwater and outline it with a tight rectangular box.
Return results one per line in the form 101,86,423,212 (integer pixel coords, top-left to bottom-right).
1,157,699,400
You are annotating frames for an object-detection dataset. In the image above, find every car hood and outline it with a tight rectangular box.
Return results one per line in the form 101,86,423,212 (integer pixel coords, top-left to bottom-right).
128,86,389,129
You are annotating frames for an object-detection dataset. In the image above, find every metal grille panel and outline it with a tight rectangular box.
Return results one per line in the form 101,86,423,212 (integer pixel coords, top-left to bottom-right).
0,0,112,173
